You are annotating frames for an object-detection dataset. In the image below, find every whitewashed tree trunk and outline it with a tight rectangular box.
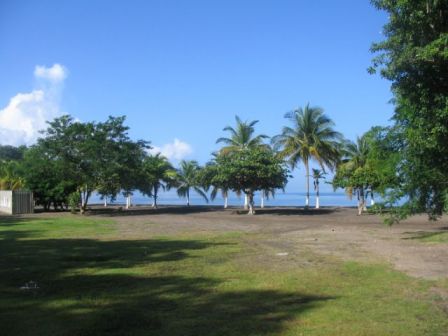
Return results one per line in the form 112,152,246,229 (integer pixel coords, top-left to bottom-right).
261,191,265,209
305,161,310,208
247,193,255,215
357,189,365,215
370,193,375,206
244,194,248,210
315,196,320,209
104,198,107,207
126,195,132,209
224,195,228,209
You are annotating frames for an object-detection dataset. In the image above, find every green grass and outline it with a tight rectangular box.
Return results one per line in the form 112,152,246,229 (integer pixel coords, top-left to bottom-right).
0,215,447,335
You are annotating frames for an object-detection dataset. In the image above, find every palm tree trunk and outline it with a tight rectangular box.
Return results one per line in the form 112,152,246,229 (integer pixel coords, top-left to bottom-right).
261,191,265,209
315,184,320,209
305,160,310,208
186,189,190,206
153,185,158,208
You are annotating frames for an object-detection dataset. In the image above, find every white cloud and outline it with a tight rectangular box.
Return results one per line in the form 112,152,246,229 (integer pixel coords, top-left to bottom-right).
34,63,67,83
149,138,193,161
0,64,67,146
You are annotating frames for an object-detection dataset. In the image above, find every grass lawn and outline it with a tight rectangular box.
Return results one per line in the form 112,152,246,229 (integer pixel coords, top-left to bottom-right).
0,215,447,335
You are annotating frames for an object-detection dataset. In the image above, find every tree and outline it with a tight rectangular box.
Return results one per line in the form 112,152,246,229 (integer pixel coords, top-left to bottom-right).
216,116,269,153
140,153,177,208
36,115,148,213
332,129,399,216
272,104,342,208
199,162,232,209
175,160,208,206
0,160,24,190
370,0,448,218
216,115,269,208
312,168,325,209
21,145,77,210
0,145,25,161
212,148,288,215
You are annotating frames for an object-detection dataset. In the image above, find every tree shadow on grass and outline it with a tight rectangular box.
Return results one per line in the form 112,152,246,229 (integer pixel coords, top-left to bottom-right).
402,228,448,241
85,205,222,217
239,207,340,216
0,227,335,336
83,205,342,218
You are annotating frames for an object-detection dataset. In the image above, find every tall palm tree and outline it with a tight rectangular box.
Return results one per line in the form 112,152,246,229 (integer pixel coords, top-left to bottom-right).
216,116,269,153
141,153,177,208
216,116,269,208
176,160,208,206
312,168,325,209
272,104,342,207
339,136,370,214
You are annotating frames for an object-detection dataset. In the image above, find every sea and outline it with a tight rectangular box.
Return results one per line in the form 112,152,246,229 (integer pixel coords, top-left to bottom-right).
89,190,376,207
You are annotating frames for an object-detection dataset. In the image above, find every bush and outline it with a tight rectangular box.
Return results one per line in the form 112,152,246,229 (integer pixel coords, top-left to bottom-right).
68,192,80,214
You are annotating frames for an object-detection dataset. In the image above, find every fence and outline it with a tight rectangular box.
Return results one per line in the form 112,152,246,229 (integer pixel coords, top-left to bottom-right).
0,190,34,215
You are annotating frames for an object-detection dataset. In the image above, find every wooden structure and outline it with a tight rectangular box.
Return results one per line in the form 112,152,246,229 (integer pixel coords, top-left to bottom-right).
0,190,34,215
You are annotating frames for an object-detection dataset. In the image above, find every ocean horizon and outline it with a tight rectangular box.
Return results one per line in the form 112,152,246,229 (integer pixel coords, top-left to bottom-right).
89,190,376,208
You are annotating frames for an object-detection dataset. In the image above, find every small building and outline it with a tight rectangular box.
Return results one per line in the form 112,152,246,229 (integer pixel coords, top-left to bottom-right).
0,190,34,215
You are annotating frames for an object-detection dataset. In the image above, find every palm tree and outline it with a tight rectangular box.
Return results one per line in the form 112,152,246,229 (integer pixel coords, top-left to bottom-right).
176,160,208,206
260,188,276,208
339,136,370,214
216,115,269,208
141,153,177,208
216,116,269,153
272,104,342,208
0,161,24,190
210,186,231,209
312,168,325,209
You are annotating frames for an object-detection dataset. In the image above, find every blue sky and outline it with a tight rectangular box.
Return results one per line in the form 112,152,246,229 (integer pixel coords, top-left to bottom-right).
0,0,392,192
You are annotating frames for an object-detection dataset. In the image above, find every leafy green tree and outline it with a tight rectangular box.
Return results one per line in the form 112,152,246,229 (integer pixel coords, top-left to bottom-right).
175,160,208,206
370,0,448,218
36,115,148,213
272,104,342,207
212,148,288,215
140,153,177,208
21,145,77,210
0,145,26,161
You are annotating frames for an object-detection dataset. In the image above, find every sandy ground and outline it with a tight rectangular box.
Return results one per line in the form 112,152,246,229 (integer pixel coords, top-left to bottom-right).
13,205,448,280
